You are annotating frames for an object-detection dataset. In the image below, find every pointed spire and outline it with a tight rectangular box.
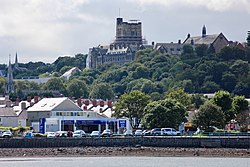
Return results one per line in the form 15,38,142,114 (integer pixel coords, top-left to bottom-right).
14,52,19,70
5,55,15,95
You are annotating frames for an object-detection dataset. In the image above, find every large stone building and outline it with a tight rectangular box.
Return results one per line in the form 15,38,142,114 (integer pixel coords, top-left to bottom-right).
86,18,143,68
183,25,228,53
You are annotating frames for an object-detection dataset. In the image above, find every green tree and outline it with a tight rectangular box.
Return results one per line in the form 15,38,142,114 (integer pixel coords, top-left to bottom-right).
143,98,186,129
90,83,114,100
0,77,5,94
192,101,225,131
43,78,66,95
113,90,150,128
190,94,207,109
59,66,73,74
212,90,233,123
246,31,250,47
232,96,248,115
195,44,208,57
166,87,191,107
66,79,88,98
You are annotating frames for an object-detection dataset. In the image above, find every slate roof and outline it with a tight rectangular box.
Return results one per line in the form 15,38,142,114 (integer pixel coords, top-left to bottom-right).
0,108,17,117
27,97,68,112
184,34,219,45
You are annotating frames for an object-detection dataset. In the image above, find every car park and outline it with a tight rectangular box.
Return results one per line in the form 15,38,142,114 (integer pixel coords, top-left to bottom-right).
73,130,86,138
134,129,143,136
101,129,112,137
151,128,162,136
0,130,13,138
90,131,100,138
45,132,56,138
161,128,181,136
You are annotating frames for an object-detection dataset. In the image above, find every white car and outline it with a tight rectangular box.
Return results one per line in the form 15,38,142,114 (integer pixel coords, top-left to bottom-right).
134,130,143,136
101,129,112,137
124,130,133,137
45,132,56,138
73,130,86,138
90,131,100,138
161,128,181,136
0,130,13,138
55,131,68,137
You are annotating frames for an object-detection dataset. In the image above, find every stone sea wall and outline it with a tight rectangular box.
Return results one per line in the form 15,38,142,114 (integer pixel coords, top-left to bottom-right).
0,137,249,148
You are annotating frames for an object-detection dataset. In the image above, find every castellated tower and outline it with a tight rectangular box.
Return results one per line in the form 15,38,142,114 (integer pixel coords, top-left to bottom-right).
114,18,142,46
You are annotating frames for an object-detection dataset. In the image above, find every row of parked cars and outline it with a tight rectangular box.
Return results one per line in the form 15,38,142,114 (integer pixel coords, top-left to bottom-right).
124,128,181,137
23,129,113,138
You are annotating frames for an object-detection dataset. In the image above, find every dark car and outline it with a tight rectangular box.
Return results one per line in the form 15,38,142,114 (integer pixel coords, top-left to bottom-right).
151,128,162,136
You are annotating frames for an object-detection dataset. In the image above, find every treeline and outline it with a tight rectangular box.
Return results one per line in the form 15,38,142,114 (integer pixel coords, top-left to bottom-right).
1,44,250,100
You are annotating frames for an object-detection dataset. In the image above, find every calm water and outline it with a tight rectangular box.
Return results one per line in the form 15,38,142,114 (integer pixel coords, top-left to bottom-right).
0,157,249,167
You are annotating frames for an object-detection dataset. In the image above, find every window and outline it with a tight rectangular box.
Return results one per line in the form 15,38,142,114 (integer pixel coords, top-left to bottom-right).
0,117,2,123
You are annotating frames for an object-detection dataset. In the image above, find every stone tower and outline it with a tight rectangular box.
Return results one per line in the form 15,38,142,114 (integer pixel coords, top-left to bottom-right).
5,55,15,95
114,18,142,46
202,25,206,38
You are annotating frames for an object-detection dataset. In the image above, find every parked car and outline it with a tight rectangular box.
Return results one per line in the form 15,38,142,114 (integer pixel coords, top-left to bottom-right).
161,128,181,136
142,130,151,136
23,132,34,139
151,128,162,136
55,131,68,137
73,130,86,138
124,130,133,137
45,132,56,138
134,129,143,136
101,129,112,137
0,130,13,138
90,131,100,138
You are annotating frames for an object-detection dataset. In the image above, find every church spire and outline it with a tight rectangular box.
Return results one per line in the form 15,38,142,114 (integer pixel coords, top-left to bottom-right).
5,55,15,95
14,52,19,70
202,25,206,38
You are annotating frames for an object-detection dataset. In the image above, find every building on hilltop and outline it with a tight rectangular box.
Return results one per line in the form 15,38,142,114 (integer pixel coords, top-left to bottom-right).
183,25,228,53
114,18,142,46
86,17,143,68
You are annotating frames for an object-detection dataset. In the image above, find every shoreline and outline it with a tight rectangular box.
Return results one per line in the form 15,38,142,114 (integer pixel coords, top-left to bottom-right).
0,147,249,158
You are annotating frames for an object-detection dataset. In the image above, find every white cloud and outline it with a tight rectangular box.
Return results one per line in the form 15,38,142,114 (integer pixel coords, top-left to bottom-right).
128,0,250,13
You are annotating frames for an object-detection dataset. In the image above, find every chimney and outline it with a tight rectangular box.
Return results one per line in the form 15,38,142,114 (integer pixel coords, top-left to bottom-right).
84,99,90,106
191,39,194,45
107,100,112,108
100,100,105,107
21,102,26,110
77,98,82,107
15,97,20,106
92,100,97,107
178,40,181,44
83,106,87,110
187,33,191,39
6,100,11,107
27,96,31,102
34,96,39,103
152,41,155,46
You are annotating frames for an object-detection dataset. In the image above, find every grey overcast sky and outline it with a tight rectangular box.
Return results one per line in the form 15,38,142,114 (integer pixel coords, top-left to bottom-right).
0,0,249,64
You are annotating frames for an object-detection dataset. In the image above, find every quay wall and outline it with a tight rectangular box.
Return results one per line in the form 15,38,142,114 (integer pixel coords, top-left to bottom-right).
0,137,249,148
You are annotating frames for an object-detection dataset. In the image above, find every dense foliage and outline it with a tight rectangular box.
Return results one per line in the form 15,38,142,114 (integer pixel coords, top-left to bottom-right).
2,44,250,101
143,98,187,129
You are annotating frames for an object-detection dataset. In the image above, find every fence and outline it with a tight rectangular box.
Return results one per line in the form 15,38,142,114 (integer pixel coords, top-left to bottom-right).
0,136,249,148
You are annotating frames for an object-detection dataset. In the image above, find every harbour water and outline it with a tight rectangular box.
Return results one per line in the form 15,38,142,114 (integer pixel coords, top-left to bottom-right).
0,157,249,167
